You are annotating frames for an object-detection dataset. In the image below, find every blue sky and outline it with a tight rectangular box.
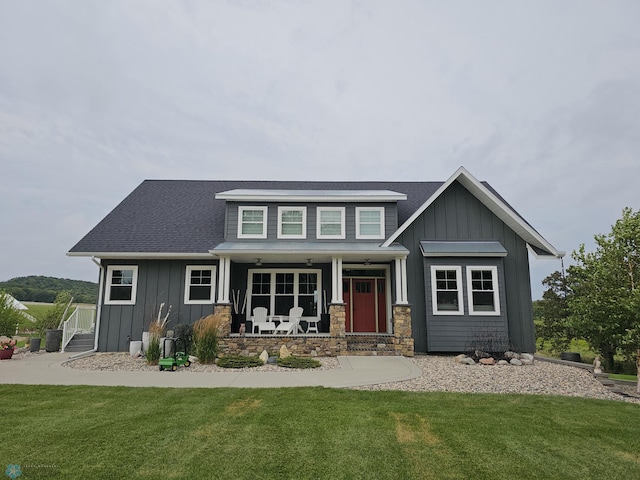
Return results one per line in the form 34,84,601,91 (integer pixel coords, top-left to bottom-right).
1,0,639,298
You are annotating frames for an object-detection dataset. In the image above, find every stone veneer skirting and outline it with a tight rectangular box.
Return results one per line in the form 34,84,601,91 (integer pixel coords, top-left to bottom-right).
214,302,415,357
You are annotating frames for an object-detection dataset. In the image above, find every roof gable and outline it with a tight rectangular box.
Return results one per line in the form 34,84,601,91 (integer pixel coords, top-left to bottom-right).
382,167,564,258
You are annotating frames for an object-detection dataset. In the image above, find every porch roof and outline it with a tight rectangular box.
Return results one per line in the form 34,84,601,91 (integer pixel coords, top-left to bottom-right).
210,241,409,263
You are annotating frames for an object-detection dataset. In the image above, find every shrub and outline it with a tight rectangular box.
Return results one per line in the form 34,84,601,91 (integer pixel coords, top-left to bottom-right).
145,336,161,365
217,355,263,369
277,356,321,369
193,314,224,364
0,291,24,337
173,323,194,353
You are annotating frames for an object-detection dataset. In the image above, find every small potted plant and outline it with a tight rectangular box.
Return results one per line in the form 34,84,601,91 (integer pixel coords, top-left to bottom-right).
0,336,17,360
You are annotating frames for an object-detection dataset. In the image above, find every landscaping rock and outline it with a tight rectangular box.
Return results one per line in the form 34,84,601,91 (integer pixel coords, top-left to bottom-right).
504,351,519,360
520,358,534,366
454,354,467,364
520,353,534,362
259,350,269,364
496,360,509,366
510,358,523,366
279,345,291,358
479,357,495,365
461,357,476,365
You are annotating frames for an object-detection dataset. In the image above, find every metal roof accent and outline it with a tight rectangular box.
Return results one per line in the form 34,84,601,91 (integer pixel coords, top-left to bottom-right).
215,189,407,202
420,241,508,257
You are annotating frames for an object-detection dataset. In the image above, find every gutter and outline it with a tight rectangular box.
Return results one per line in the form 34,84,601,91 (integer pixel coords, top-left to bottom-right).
70,257,104,359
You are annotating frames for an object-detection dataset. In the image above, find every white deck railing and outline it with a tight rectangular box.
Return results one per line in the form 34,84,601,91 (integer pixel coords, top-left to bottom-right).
61,306,96,352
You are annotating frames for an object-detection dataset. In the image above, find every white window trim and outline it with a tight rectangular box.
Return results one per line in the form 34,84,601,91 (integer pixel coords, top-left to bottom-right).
238,206,268,239
277,206,307,239
466,266,500,316
316,207,345,239
356,207,385,239
184,265,217,305
247,268,322,319
105,265,138,305
430,265,463,315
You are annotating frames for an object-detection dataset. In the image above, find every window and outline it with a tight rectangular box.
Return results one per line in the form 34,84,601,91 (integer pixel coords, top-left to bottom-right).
467,266,500,315
248,270,320,317
278,207,306,238
105,266,138,305
238,206,268,238
356,207,385,239
184,266,216,304
430,266,463,315
317,207,345,239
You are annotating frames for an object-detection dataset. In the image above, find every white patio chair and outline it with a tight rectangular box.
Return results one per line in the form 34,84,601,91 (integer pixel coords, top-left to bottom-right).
251,307,274,334
274,307,304,335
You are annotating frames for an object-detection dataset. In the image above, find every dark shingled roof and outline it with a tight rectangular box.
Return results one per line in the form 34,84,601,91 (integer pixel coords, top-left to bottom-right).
68,179,507,254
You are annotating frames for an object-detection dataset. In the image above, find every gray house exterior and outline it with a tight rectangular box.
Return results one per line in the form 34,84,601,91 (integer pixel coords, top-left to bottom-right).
68,167,563,356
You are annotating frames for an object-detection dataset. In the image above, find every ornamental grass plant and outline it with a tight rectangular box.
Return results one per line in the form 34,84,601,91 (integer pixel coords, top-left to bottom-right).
193,313,225,364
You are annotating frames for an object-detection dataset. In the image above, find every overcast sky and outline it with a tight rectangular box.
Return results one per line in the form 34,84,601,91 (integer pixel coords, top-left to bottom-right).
1,0,639,299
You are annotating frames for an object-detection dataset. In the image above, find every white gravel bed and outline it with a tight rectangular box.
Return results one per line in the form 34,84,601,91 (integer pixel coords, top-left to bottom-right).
62,352,340,372
352,355,640,403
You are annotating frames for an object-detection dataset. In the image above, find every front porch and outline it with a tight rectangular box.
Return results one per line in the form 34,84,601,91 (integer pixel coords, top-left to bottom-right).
215,303,414,357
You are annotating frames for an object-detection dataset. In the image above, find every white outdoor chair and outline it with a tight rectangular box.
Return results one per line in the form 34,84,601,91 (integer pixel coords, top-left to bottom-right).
251,307,274,334
274,307,304,335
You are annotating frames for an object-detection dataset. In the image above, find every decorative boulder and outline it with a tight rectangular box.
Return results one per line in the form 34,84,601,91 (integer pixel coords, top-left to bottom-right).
475,350,491,359
479,357,495,365
259,350,269,364
510,358,523,366
520,358,533,366
461,357,476,365
520,353,534,362
497,360,509,366
279,345,291,358
504,351,519,360
454,354,467,364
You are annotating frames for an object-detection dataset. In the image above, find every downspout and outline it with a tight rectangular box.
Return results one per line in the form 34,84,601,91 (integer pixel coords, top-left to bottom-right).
70,257,104,359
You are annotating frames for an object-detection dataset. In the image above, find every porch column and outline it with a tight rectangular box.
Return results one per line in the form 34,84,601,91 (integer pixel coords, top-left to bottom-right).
331,257,343,304
217,256,231,304
394,256,409,305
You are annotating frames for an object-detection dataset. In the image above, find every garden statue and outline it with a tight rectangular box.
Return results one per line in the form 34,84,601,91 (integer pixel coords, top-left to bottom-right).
593,356,602,374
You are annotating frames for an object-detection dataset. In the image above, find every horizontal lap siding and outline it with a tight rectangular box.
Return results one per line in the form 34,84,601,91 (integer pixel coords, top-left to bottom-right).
227,203,397,242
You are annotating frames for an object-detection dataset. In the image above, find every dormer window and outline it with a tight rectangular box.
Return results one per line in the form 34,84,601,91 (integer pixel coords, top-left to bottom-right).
278,207,306,239
238,206,268,239
317,207,345,239
356,207,385,239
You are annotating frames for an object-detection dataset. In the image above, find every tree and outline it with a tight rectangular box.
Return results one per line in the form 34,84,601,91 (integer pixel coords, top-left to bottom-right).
35,291,73,337
536,270,572,353
568,207,640,389
0,291,24,337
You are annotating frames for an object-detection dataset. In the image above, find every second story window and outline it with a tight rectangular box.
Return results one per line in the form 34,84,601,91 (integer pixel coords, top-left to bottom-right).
317,207,345,239
356,207,385,239
238,206,268,239
278,207,306,239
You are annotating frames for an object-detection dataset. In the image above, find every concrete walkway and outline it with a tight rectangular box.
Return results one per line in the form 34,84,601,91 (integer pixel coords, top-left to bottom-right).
0,352,422,389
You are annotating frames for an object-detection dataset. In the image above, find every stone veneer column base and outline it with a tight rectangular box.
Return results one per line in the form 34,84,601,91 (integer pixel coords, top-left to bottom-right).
392,304,414,357
213,303,232,337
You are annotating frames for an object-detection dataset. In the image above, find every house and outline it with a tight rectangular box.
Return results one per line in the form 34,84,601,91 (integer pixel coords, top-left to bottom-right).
67,167,563,356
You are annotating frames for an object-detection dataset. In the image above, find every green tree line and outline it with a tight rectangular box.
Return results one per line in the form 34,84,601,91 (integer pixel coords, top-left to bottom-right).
0,276,98,304
537,207,640,381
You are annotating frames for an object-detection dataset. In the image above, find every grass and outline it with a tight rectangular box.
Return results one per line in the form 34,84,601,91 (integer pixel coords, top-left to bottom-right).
609,373,638,382
1,386,639,479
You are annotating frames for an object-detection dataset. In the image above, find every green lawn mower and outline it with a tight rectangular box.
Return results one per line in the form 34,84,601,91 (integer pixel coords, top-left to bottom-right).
159,337,191,371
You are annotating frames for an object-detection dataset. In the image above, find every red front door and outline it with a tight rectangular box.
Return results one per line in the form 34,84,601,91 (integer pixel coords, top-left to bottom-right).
344,278,383,332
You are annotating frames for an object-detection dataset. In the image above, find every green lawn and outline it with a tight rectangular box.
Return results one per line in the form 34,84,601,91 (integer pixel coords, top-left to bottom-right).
2,386,639,479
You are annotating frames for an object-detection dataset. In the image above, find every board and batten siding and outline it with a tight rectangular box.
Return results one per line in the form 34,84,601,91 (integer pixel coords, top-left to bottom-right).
225,202,397,242
396,180,536,353
99,259,217,352
423,258,508,352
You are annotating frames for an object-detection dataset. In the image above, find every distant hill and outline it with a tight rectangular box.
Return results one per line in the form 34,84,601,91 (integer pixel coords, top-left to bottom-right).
0,276,98,304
